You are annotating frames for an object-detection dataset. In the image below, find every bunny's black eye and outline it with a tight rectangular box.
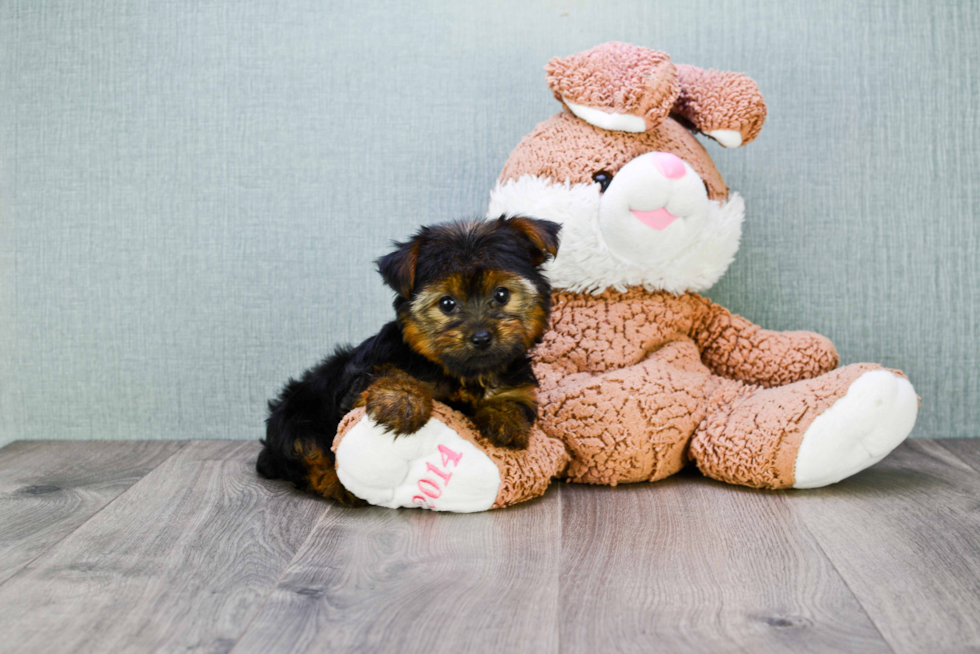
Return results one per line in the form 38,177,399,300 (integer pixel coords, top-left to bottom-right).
439,296,456,314
493,287,510,305
592,171,613,193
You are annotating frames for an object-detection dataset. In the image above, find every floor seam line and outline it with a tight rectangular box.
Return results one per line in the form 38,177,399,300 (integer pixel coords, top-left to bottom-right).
226,503,334,654
786,494,899,654
556,483,563,654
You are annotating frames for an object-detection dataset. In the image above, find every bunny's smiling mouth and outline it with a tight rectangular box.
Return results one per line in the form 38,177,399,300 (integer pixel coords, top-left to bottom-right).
629,207,678,231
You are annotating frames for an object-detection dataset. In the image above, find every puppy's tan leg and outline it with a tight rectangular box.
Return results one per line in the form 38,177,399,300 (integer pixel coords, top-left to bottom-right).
295,441,367,507
471,384,537,449
361,366,433,436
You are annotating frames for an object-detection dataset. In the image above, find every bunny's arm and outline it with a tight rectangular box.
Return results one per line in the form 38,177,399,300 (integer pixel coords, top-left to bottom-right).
692,299,839,388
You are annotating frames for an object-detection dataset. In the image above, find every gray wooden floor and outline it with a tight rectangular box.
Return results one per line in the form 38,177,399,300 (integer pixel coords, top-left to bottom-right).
0,440,978,654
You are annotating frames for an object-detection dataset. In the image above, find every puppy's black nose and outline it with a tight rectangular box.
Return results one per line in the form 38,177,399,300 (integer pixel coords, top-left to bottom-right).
470,330,492,349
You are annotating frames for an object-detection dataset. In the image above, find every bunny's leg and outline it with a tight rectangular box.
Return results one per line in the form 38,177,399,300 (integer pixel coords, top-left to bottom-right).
332,403,568,512
691,364,918,489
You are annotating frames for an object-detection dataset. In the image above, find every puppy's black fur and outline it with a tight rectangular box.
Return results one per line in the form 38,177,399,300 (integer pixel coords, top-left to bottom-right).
257,216,560,505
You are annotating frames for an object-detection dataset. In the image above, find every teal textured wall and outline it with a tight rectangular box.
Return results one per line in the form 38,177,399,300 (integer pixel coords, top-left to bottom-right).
1,0,977,446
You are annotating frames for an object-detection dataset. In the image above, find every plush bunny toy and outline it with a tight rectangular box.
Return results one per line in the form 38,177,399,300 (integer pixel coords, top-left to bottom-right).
331,42,919,512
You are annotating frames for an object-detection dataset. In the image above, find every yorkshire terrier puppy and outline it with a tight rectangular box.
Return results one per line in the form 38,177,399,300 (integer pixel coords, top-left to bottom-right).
257,216,561,506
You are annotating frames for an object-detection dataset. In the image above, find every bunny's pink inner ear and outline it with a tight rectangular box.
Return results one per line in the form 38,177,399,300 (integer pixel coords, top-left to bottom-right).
545,41,680,132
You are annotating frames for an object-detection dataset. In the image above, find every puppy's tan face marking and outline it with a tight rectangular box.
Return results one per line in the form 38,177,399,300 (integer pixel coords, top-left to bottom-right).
401,269,548,377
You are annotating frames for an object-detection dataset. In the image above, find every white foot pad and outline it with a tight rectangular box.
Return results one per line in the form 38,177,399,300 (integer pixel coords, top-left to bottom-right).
335,415,501,512
794,370,918,488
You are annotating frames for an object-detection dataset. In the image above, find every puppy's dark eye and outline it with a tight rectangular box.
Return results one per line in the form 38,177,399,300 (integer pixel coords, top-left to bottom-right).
493,287,510,305
438,296,456,314
592,171,613,193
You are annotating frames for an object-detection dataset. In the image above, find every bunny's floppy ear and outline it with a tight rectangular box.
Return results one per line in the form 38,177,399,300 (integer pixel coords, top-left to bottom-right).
546,41,680,133
672,64,767,148
502,216,561,267
376,235,422,299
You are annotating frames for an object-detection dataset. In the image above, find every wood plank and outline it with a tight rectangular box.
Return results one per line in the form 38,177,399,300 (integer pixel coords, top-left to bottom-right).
0,441,327,654
231,485,562,654
560,472,891,654
0,440,184,585
932,438,980,475
789,440,980,654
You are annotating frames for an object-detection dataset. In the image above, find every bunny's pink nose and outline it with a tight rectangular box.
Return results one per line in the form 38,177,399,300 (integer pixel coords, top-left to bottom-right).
651,152,686,179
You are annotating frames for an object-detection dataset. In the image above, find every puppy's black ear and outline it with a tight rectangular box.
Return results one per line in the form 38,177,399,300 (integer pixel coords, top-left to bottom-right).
504,216,562,266
376,237,421,299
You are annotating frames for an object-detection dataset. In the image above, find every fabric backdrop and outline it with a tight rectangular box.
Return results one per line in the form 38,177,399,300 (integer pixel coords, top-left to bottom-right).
1,0,977,447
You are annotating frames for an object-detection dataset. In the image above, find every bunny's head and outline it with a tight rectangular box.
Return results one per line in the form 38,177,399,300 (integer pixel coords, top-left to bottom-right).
489,42,766,294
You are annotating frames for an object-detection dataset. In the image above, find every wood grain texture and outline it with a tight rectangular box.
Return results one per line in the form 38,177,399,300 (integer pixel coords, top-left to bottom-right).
933,437,980,475
231,485,562,654
2,441,979,653
560,471,892,654
789,441,980,654
0,440,184,585
0,441,327,654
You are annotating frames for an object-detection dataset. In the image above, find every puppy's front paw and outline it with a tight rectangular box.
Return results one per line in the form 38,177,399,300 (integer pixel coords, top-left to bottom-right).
473,403,532,449
363,371,433,436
